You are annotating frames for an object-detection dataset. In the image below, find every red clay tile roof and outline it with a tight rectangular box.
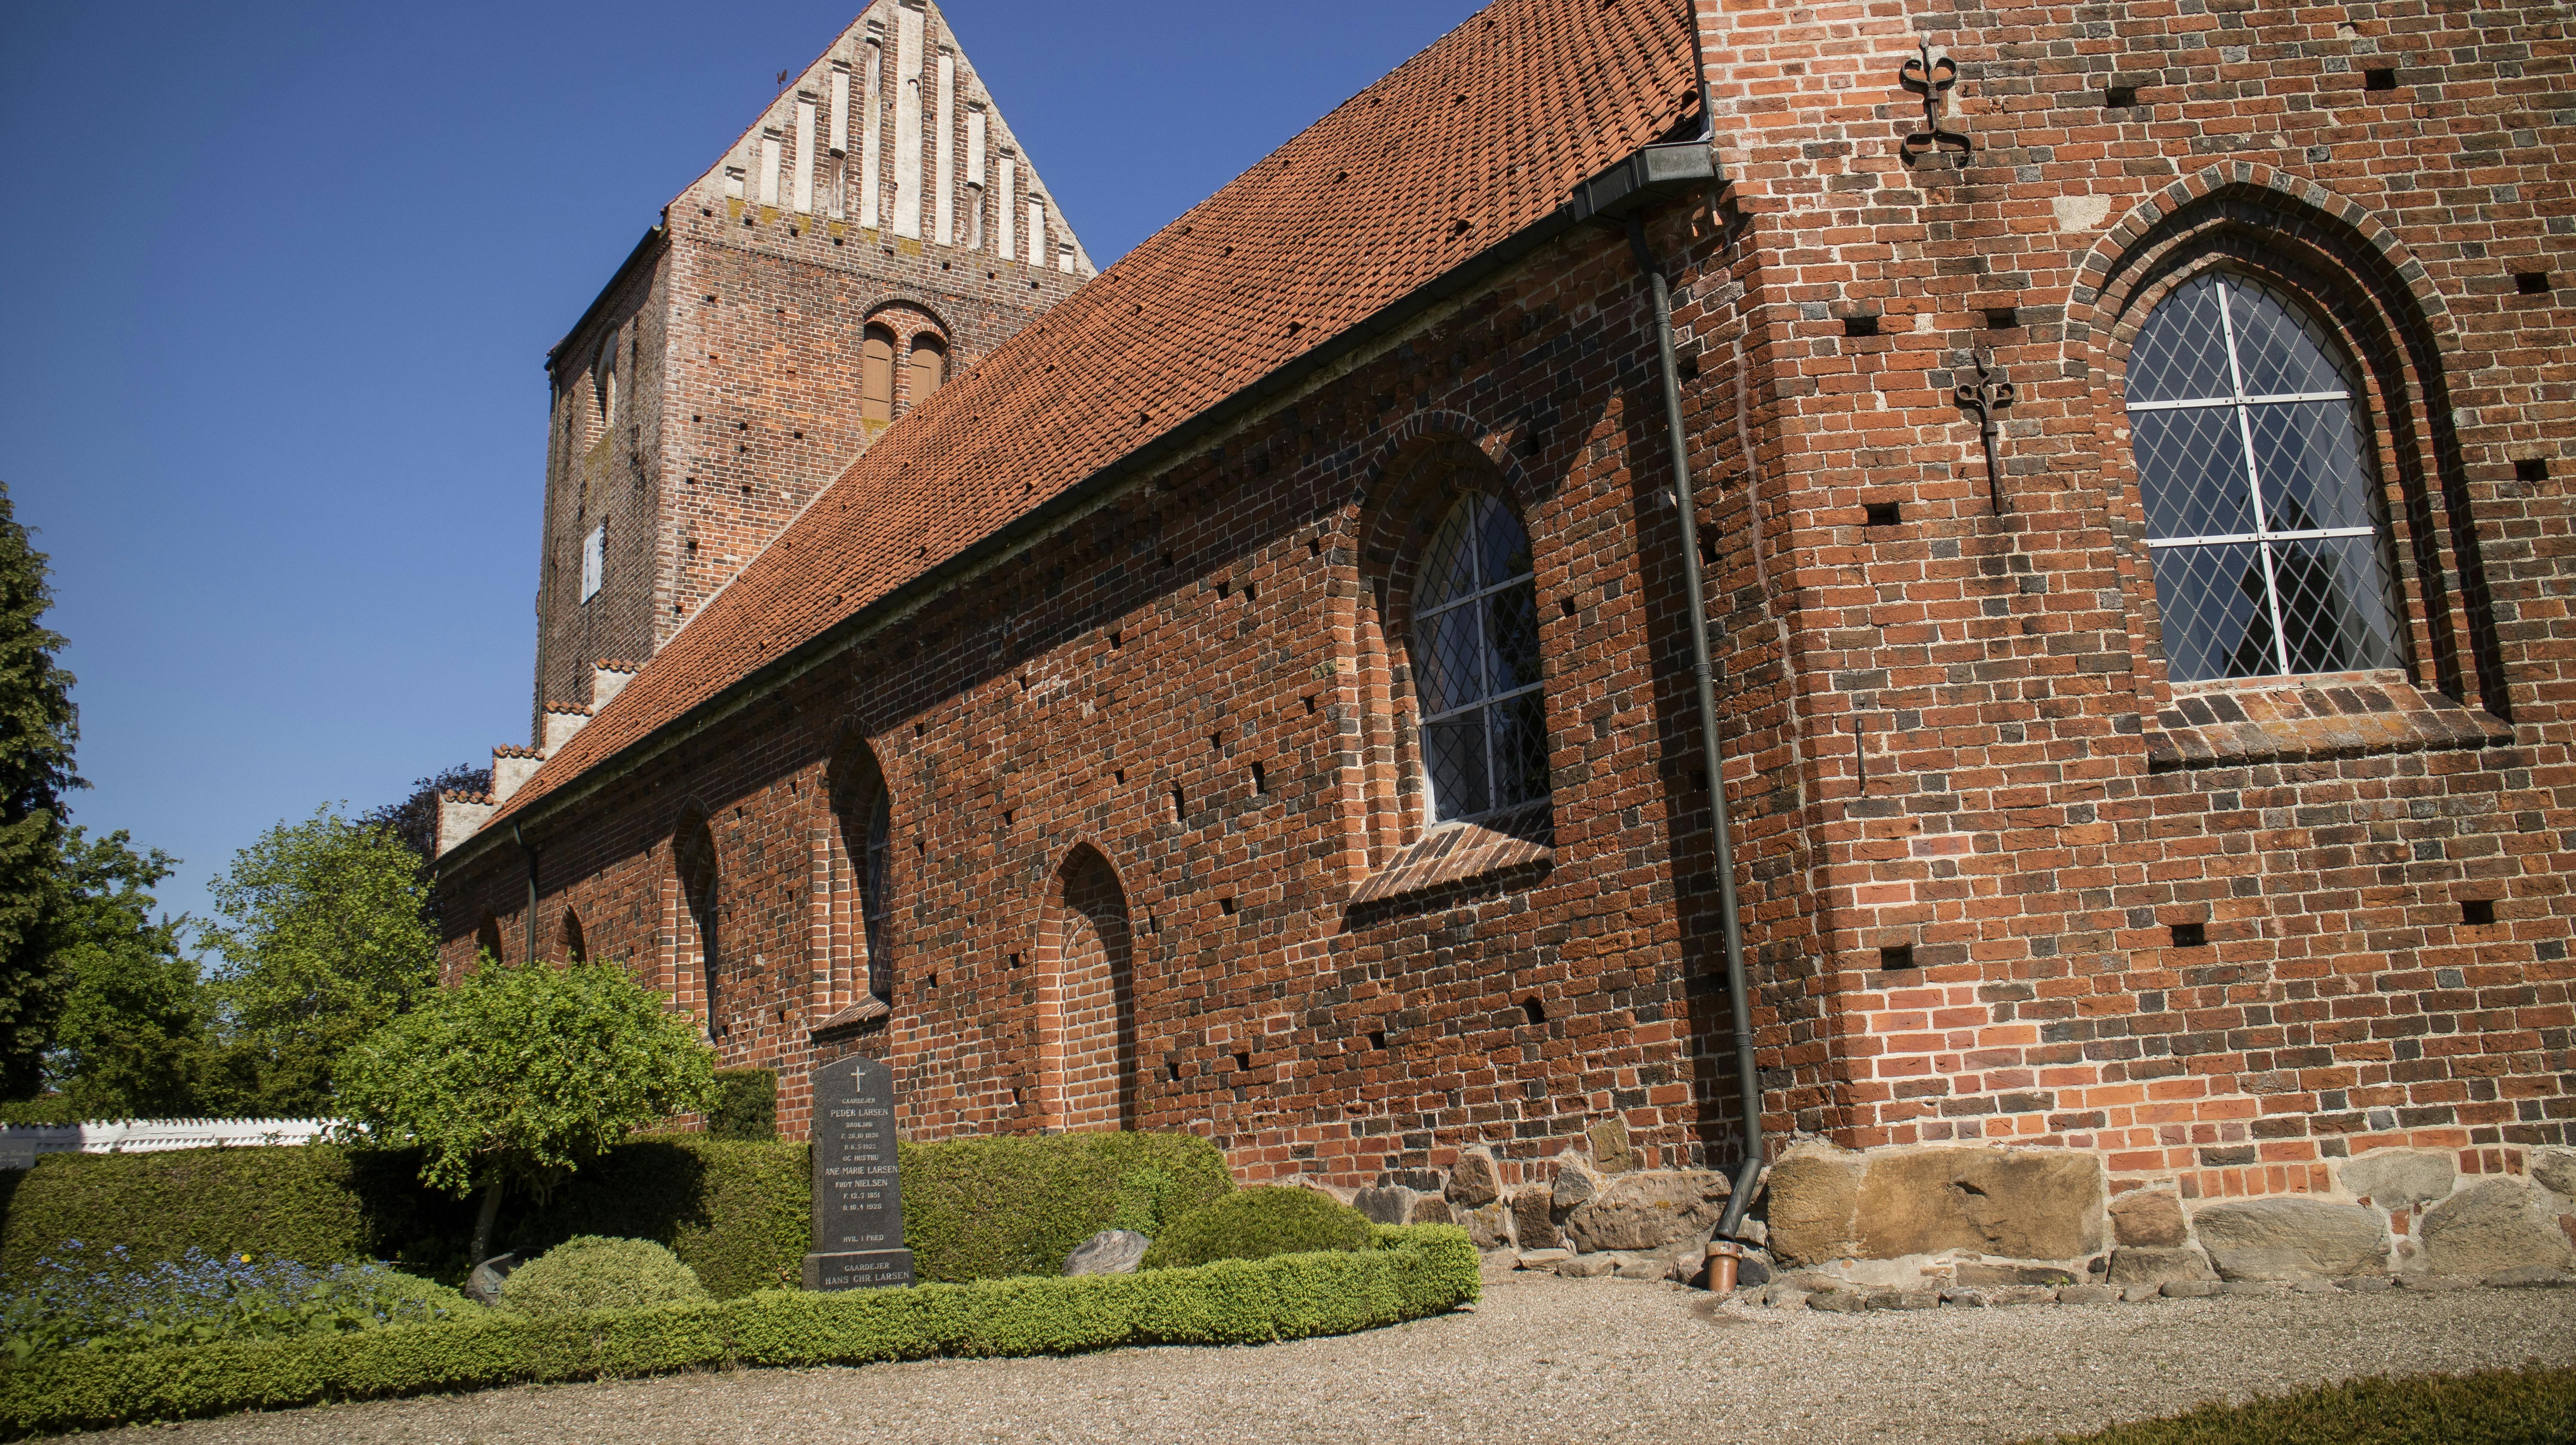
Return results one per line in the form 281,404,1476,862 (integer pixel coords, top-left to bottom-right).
483,0,1698,832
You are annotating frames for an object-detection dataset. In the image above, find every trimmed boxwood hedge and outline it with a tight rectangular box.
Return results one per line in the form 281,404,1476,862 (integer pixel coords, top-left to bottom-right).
1,1131,1233,1296
0,1226,1478,1438
0,1144,475,1282
901,1132,1233,1281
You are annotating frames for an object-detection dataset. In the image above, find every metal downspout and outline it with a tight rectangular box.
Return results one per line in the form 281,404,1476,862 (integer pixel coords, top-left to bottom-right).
513,823,538,965
1626,216,1765,1239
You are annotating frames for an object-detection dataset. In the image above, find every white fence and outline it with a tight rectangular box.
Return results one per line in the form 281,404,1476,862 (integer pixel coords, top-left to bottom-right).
0,1118,338,1170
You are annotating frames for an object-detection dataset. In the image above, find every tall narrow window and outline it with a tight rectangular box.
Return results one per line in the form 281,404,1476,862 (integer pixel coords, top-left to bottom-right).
861,324,897,426
861,788,893,1001
1413,493,1546,823
908,335,946,408
580,524,605,602
2127,272,2402,681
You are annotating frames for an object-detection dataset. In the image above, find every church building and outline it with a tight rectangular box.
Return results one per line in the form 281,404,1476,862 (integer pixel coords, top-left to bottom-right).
433,0,2576,1279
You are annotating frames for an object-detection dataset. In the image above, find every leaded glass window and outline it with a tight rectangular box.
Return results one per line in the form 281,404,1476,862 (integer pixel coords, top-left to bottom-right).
1413,493,1546,823
861,789,893,1001
2128,272,2403,681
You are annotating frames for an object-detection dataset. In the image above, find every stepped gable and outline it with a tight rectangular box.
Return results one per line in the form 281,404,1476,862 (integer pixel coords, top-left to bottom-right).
488,0,1698,827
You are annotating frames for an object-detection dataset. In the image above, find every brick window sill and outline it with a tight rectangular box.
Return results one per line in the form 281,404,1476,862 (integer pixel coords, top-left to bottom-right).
810,994,889,1035
2143,673,2510,772
1345,803,1553,922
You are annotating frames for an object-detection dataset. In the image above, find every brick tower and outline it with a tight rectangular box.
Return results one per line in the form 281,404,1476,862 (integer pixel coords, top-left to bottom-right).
528,0,1091,736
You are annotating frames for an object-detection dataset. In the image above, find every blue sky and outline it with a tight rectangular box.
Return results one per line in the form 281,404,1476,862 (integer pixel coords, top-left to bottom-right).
0,0,1484,935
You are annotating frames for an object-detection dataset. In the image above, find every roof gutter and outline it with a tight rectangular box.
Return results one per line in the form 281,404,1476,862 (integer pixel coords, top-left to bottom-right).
444,137,1721,878
546,225,669,373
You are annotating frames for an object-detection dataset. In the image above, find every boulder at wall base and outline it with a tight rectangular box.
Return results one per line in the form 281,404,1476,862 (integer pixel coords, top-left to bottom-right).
1854,1148,2106,1262
1558,1170,1732,1253
2338,1149,2458,1210
1352,1186,1416,1226
2415,1178,2576,1278
1457,1202,1513,1250
2105,1245,2218,1286
2193,1197,2390,1280
1765,1142,1865,1266
1588,1117,1639,1174
1553,1158,1599,1211
1511,1187,1560,1250
1065,1229,1151,1276
1408,1196,1456,1226
2109,1189,2187,1248
1446,1153,1501,1208
2529,1150,2576,1200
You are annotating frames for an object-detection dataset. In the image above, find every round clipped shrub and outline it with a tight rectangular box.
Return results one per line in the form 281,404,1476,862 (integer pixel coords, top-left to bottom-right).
1139,1186,1374,1269
498,1235,709,1317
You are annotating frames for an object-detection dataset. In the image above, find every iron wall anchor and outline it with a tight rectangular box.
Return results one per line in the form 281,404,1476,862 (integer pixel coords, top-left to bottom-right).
1899,41,1972,168
1955,345,2016,513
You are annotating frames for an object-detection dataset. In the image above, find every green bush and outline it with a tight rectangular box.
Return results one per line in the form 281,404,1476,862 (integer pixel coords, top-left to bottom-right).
706,1069,777,1141
1,1131,1232,1296
0,1145,475,1284
1140,1185,1372,1269
497,1139,807,1299
899,1132,1233,1281
0,1226,1477,1436
498,1236,708,1318
2026,1364,2576,1445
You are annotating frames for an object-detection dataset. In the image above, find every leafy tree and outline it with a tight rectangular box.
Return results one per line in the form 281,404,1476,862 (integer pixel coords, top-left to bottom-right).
43,827,211,1117
202,806,440,1116
336,956,717,1265
0,484,80,1099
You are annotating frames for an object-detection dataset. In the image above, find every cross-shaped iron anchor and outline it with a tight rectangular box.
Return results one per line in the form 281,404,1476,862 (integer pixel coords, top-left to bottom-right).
1956,345,2015,513
1898,41,1971,169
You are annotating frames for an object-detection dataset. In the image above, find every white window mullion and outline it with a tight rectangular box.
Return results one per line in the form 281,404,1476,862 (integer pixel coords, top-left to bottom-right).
2129,389,2350,414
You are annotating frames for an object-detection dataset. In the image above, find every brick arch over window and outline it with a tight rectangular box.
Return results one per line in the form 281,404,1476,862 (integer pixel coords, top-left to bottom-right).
820,734,896,1030
1344,427,1555,869
1032,843,1136,1132
2076,168,2506,720
668,806,721,1039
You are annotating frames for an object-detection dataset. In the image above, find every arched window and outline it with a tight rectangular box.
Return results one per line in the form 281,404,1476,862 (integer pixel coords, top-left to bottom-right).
2128,271,2403,681
828,743,896,1025
559,909,586,963
475,916,505,965
1412,492,1545,823
675,815,722,1037
861,788,893,998
595,335,617,426
908,335,946,408
861,324,897,426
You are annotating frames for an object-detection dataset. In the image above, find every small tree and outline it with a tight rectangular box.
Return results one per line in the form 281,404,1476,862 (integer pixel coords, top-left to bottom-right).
335,956,718,1265
203,805,440,1114
45,827,212,1117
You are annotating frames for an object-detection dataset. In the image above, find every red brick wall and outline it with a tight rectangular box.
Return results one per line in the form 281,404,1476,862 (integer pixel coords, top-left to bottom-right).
1694,0,2573,1202
455,0,2573,1213
449,200,1786,1183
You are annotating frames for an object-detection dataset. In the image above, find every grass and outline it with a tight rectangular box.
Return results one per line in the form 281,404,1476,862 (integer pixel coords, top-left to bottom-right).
2026,1364,2576,1445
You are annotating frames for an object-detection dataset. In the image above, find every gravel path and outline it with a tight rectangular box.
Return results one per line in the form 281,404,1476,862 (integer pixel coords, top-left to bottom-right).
85,1275,2576,1445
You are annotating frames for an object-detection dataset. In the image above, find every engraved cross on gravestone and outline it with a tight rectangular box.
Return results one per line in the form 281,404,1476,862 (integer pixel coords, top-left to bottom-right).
800,1054,915,1290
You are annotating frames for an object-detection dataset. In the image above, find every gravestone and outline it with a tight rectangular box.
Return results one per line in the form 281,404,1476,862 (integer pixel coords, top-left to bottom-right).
800,1054,915,1290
